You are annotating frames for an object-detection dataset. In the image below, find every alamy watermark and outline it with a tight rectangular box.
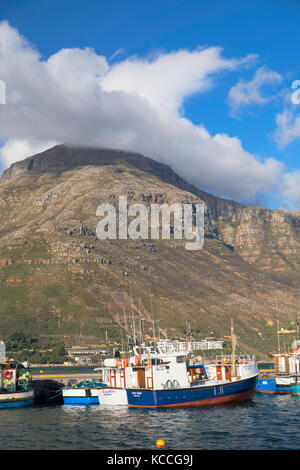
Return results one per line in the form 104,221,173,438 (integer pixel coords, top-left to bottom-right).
96,196,205,251
0,80,6,104
291,80,300,105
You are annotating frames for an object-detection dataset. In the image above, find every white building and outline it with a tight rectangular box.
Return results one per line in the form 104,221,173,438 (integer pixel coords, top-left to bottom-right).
157,339,224,353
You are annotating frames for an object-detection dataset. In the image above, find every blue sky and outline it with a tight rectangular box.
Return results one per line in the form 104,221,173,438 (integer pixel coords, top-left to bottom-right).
1,0,300,209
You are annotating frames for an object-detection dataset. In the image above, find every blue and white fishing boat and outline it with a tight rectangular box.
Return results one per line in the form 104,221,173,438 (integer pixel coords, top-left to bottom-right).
256,340,300,394
98,339,259,408
62,377,107,405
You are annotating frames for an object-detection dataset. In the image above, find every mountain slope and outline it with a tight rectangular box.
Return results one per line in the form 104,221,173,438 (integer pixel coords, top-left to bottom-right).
0,144,299,356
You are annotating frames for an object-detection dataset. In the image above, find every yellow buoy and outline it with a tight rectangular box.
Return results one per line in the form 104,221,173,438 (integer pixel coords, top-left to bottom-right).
156,439,165,448
40,370,43,373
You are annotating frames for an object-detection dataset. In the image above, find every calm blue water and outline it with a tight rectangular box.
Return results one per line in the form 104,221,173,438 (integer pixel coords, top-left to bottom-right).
0,394,299,450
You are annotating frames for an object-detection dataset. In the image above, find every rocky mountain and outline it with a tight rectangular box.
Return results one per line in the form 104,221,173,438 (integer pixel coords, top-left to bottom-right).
0,144,299,356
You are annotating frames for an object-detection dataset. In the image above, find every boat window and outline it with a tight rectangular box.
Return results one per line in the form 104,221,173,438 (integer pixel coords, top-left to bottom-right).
152,358,163,365
176,356,185,363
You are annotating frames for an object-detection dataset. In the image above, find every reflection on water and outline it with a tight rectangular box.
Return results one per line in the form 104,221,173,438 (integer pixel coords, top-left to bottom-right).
0,394,299,450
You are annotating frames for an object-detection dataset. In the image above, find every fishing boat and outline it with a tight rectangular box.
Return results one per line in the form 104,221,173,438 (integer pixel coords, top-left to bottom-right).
0,362,34,408
98,339,259,408
98,290,258,407
0,340,34,408
255,377,277,394
256,339,300,394
62,377,107,405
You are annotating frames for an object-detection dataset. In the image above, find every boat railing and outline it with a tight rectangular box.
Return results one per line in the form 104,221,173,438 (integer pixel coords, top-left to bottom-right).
207,354,256,365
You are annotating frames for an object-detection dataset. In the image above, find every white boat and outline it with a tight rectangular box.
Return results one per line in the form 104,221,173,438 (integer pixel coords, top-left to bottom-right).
62,387,100,405
62,377,107,405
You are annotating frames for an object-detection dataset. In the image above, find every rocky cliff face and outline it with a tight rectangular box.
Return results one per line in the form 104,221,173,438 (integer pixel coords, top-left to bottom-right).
0,144,299,355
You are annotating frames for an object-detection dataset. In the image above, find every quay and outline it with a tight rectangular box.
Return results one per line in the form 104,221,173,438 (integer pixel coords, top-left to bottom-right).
32,372,102,386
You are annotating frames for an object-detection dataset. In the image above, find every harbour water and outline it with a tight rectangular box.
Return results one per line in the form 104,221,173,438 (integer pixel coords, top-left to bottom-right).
0,393,298,450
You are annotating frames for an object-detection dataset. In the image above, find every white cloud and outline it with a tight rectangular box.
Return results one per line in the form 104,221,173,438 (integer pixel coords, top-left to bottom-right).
46,47,109,93
229,66,282,116
274,109,300,147
0,20,293,206
280,170,300,211
0,139,56,168
101,47,255,116
272,108,300,209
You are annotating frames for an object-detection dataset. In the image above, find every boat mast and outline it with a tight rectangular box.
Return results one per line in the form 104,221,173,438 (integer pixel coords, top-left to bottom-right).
138,299,143,359
149,286,156,351
120,325,125,358
231,318,236,377
277,318,281,353
123,307,129,358
129,281,137,346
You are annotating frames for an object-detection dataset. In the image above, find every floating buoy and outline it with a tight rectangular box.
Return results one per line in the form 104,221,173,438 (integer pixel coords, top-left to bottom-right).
156,439,165,448
40,370,43,373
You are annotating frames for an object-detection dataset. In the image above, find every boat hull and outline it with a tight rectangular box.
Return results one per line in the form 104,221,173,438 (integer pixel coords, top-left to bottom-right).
0,390,34,408
275,376,294,394
126,375,258,408
256,378,277,394
98,387,128,406
62,388,99,405
291,383,300,396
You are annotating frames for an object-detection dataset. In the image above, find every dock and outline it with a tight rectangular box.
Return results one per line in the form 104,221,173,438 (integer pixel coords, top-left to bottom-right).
32,372,102,386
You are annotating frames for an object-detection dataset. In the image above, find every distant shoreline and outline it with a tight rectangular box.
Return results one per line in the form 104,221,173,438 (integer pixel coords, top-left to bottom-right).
29,363,98,367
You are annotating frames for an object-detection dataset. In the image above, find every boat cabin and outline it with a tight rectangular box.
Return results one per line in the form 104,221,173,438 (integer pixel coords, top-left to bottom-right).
272,352,300,375
102,349,190,390
0,363,32,393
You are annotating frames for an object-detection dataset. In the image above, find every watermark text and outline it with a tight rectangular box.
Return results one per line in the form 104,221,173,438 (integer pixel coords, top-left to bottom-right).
96,196,204,251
